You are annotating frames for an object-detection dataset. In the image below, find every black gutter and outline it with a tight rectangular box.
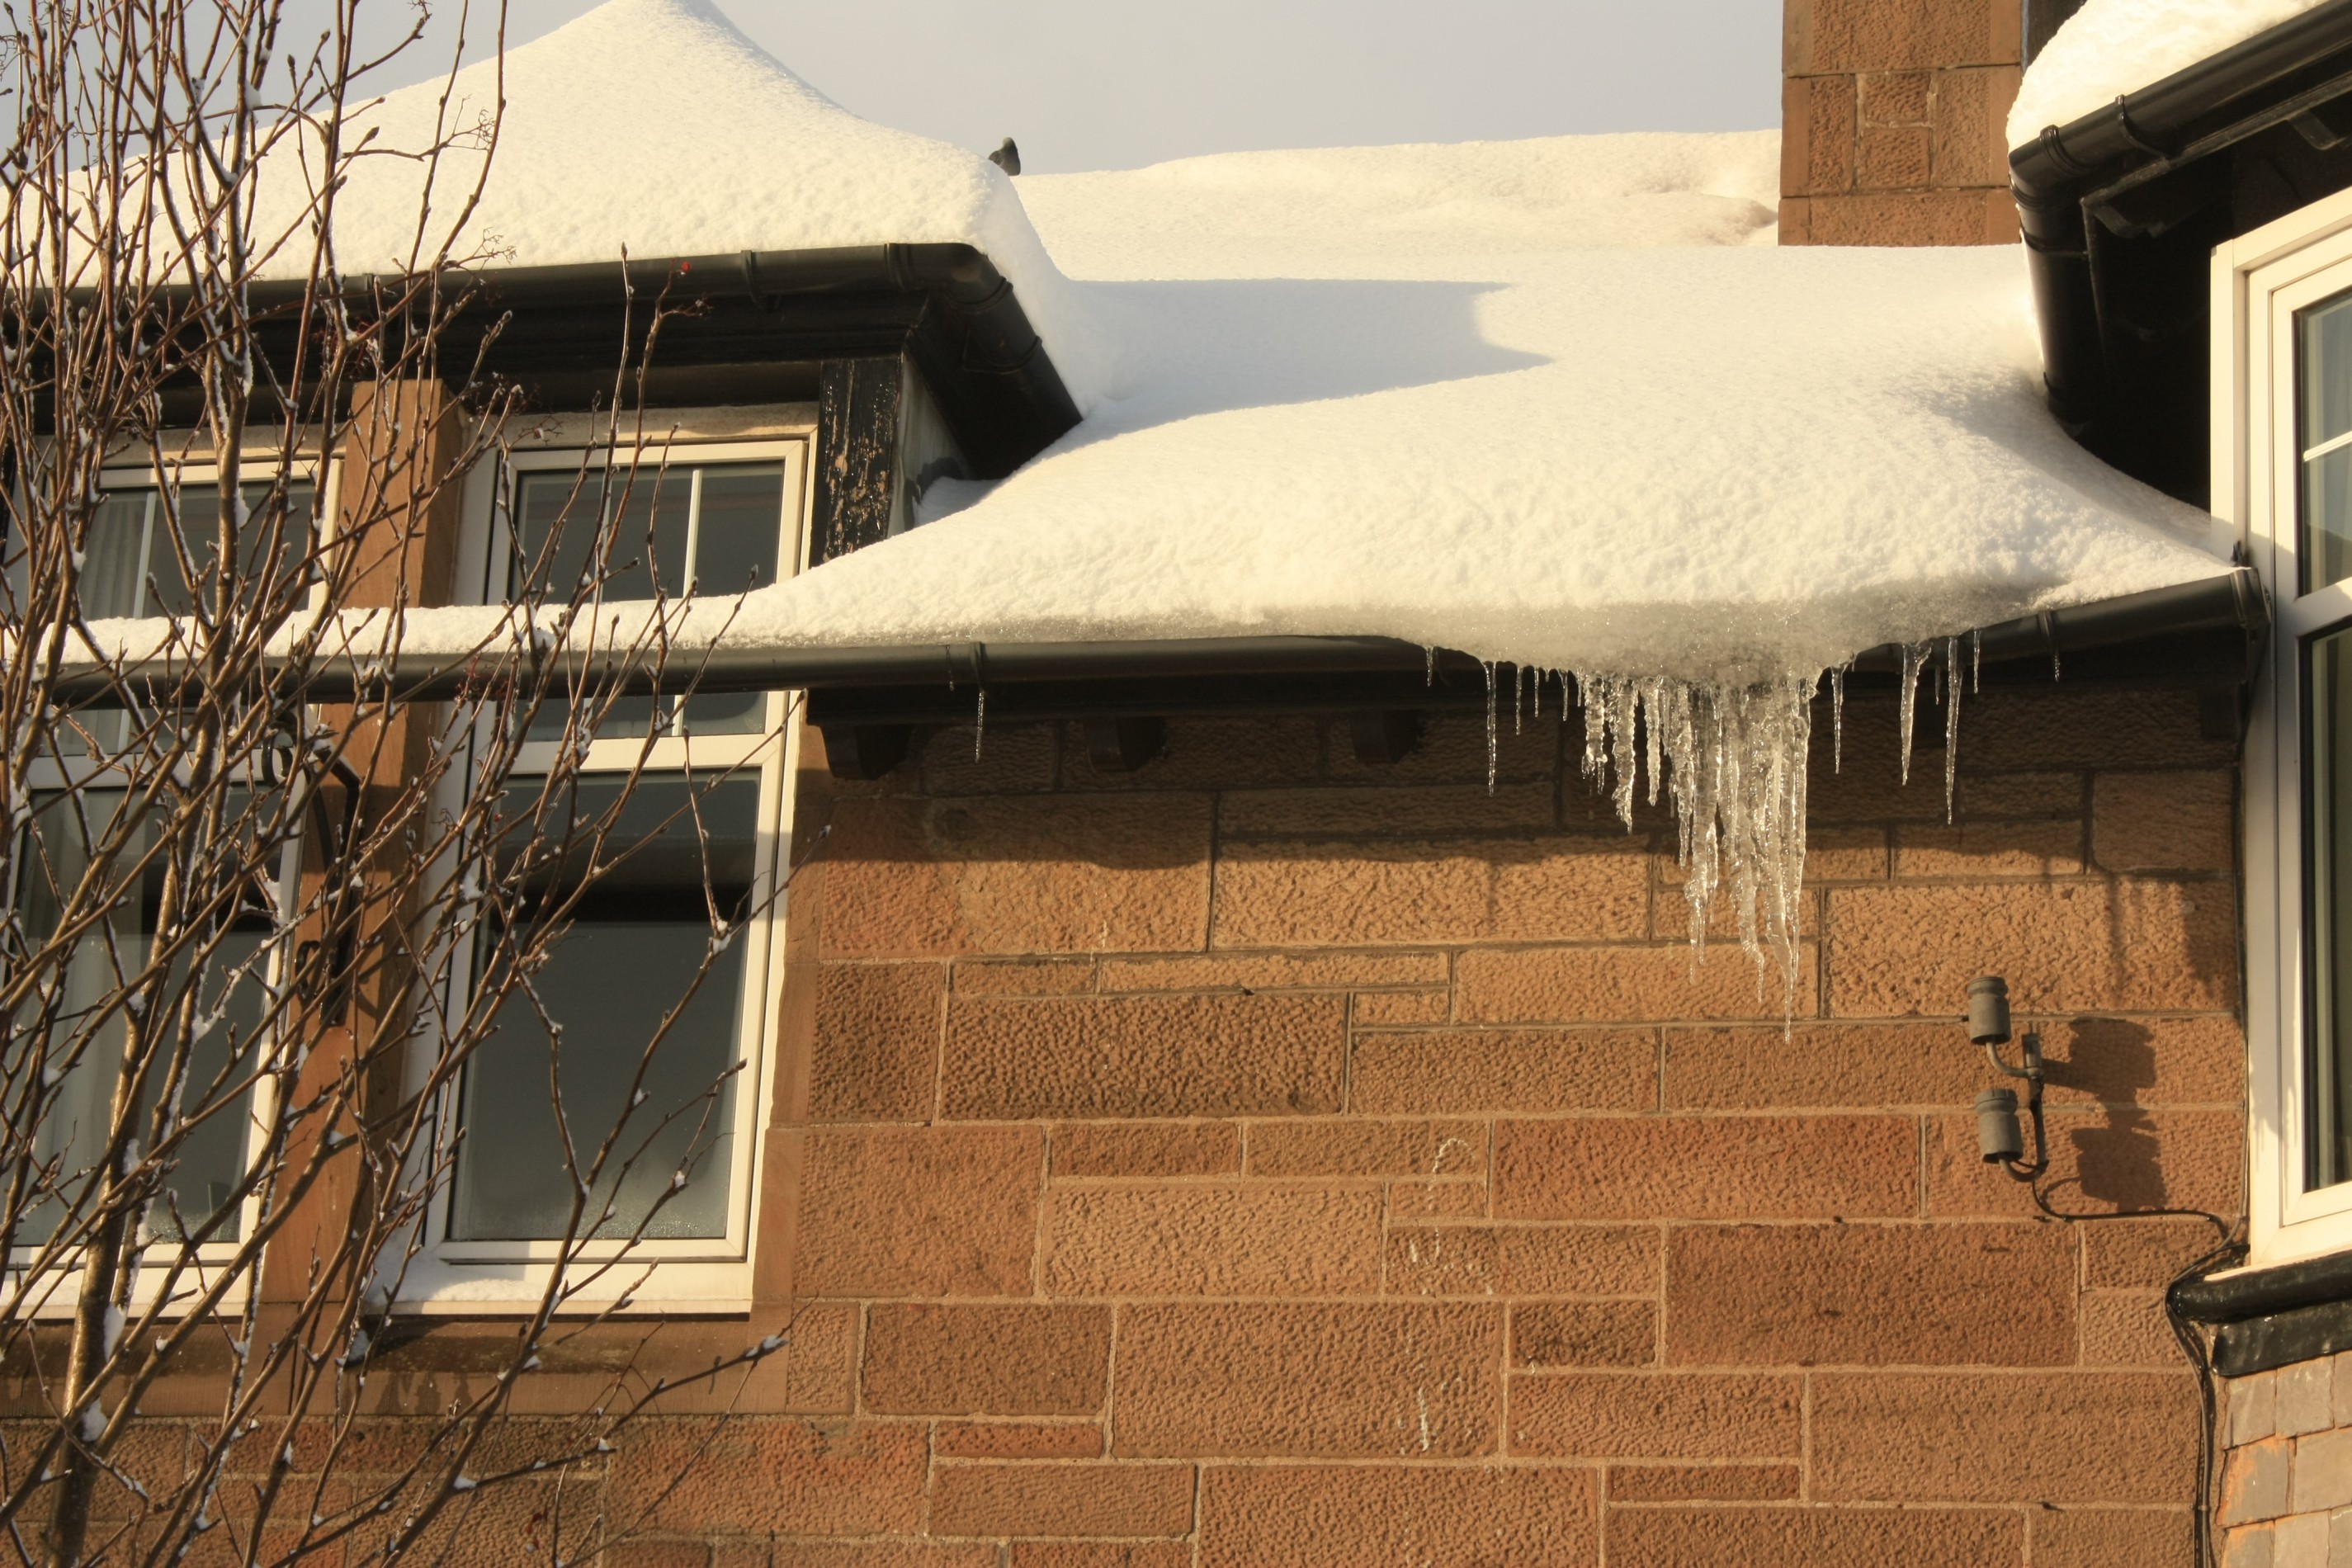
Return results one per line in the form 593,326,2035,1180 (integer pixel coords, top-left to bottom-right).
2010,0,2352,489
2173,1248,2352,1325
43,567,2267,708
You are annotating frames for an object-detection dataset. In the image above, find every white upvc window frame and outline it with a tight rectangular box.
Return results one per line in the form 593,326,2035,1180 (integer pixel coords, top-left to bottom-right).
9,449,339,1315
391,428,813,1315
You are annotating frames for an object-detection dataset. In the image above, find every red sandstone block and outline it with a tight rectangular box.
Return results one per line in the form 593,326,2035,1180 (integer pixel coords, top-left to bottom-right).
928,1462,1195,1538
918,719,1061,795
1962,689,2233,772
936,1423,1105,1460
1799,0,2018,72
2030,1508,2194,1568
1098,951,1448,992
1386,1178,1490,1221
1351,989,1451,1028
862,1305,1109,1416
1795,73,1857,194
809,962,943,1122
1457,943,1820,1024
2093,771,2236,873
1051,1122,1239,1178
1511,1301,1656,1368
1924,1108,2241,1221
613,1419,928,1535
1324,710,1560,787
782,1302,862,1414
1197,1463,1596,1567
1010,1546,1191,1568
1893,818,2085,877
1958,771,2085,818
713,1547,996,1568
1244,1117,1486,1178
942,993,1345,1120
1860,68,1931,123
1211,836,1650,948
1811,1371,2196,1502
1607,1463,1800,1502
1804,188,2017,245
819,795,1211,959
1044,1184,1384,1297
1495,1116,1915,1221
1606,1505,2019,1566
1349,1027,1656,1114
1827,880,2237,1017
1509,1372,1802,1459
1856,122,1932,188
1665,1222,2075,1367
1112,1302,1502,1458
1933,64,2021,187
1217,781,1558,838
793,1126,1041,1297
2084,1217,2229,1288
1385,1223,1660,1297
1058,716,1324,791
2080,1292,2182,1367
1804,824,1892,881
952,958,1097,996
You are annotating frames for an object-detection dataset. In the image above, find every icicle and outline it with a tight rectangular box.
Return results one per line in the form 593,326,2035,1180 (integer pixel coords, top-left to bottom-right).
1425,645,1435,687
1483,663,1499,793
1514,665,1525,736
1829,667,1845,773
1943,635,1962,823
1971,627,1981,693
2051,649,2062,681
1896,643,1930,786
973,688,986,761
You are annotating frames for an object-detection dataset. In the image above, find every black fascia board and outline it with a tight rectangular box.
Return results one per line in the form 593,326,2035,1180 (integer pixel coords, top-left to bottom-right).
150,243,1080,479
2010,0,2352,503
48,566,2267,713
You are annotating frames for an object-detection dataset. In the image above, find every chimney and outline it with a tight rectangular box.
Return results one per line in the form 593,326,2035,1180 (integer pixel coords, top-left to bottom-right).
1780,0,2035,245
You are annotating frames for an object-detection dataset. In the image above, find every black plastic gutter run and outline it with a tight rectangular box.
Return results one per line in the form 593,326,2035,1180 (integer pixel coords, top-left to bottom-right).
46,567,2267,708
2010,0,2352,439
2174,1247,2352,1325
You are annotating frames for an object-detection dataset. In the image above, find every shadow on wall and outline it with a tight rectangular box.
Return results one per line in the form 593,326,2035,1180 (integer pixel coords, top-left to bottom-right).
2044,1017,2170,1208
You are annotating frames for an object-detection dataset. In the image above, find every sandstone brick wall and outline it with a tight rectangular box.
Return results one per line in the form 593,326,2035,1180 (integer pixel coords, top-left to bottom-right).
1781,0,2024,244
604,683,2240,1566
2221,1357,2352,1566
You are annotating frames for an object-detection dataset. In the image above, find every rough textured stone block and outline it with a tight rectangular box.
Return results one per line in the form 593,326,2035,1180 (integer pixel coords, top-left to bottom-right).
793,1126,1041,1297
1893,818,2085,877
1245,1117,1486,1178
1815,1372,2198,1502
952,958,1097,996
1664,1022,1977,1108
1861,67,1931,122
821,795,1211,958
615,1419,928,1535
1606,1463,1800,1501
1217,781,1557,838
2095,771,2236,873
1495,1116,1915,1220
1510,1372,1802,1458
1059,716,1324,791
1010,1546,1190,1568
1802,187,2018,243
1799,0,2019,72
810,961,943,1122
1665,1222,2075,1366
1351,989,1451,1027
1925,1108,2241,1221
712,1543,998,1568
1606,1504,2020,1566
1511,1301,1656,1367
861,1305,1109,1416
1197,1463,1595,1568
942,993,1345,1120
1386,1178,1491,1221
1386,1223,1659,1297
1045,1184,1384,1296
2091,1219,2236,1290
934,1423,1104,1460
1098,951,1447,992
2080,1292,2181,1367
928,1462,1194,1538
1351,1027,1657,1113
1857,122,1932,187
1458,943,1820,1023
1051,1122,1239,1178
2029,1507,2194,1568
1960,771,2085,818
1211,837,1648,948
1112,1302,1501,1457
1828,880,2238,1017
1932,64,2020,187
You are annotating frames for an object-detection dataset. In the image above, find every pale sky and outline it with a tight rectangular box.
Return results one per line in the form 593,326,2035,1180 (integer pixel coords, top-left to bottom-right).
342,0,1782,174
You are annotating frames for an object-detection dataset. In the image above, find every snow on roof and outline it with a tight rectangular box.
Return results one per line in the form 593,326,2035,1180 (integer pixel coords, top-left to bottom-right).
2007,0,2332,149
277,0,1105,402
701,142,2230,684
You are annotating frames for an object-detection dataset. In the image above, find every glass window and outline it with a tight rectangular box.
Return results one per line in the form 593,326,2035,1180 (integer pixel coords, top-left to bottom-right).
13,788,276,1244
446,775,758,1242
2310,629,2352,1189
81,479,316,618
510,463,786,740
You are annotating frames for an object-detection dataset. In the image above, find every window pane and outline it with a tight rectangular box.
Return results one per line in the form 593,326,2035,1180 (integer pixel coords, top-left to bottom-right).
2303,295,2352,592
81,491,153,619
448,774,761,1242
144,482,315,617
679,465,786,735
14,789,267,1242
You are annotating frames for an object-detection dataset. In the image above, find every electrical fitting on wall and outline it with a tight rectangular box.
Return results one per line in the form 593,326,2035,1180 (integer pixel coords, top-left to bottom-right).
1970,975,2047,1182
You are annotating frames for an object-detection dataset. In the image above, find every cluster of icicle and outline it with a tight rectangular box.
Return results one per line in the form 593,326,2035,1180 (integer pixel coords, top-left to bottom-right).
1485,637,1968,1019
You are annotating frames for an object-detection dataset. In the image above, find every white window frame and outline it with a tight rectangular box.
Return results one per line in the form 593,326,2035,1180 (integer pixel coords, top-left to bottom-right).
391,430,813,1315
9,450,340,1315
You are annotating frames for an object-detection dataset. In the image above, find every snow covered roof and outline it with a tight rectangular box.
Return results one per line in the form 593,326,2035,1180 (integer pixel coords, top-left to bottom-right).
276,0,1104,402
2008,0,2335,149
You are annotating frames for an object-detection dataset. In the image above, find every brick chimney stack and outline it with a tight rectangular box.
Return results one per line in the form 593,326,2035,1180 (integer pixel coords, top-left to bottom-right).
1780,0,2025,244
